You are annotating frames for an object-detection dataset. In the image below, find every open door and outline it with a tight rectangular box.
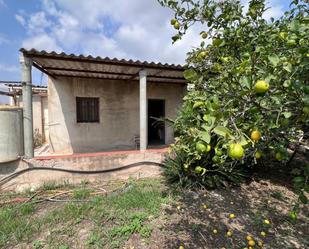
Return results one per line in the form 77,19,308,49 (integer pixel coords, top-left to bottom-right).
148,99,165,145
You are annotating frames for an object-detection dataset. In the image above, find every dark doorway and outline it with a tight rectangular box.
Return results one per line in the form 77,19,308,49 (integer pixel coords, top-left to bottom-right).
148,99,165,145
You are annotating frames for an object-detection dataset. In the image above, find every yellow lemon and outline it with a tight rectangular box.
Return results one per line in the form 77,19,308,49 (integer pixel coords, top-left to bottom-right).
254,80,269,93
251,130,261,141
213,229,218,234
195,166,204,174
196,142,207,153
170,19,177,25
229,144,244,159
246,235,253,241
248,240,255,246
255,151,262,159
279,31,288,40
197,51,207,60
275,152,283,161
226,230,233,237
173,21,180,30
179,246,185,249
264,219,270,225
260,231,266,237
206,144,211,152
258,240,264,247
229,213,236,219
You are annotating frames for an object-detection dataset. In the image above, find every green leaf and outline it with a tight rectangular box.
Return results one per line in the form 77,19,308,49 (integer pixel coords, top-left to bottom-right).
282,112,292,118
265,74,276,83
239,76,251,89
283,80,291,88
293,176,305,183
200,131,211,144
201,124,212,132
203,114,216,126
283,62,292,72
239,136,248,146
172,34,181,43
183,69,198,81
302,95,309,105
289,211,297,220
268,54,280,67
213,126,231,137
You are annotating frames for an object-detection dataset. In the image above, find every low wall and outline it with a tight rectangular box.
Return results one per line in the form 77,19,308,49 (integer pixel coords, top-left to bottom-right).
0,149,167,192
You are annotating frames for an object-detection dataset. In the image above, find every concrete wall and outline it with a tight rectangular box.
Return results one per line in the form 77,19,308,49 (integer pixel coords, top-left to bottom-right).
48,77,185,154
16,95,48,142
0,150,165,192
32,95,42,134
42,96,49,142
0,107,23,163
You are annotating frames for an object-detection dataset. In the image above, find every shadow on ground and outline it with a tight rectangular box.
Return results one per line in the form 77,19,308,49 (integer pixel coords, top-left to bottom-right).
158,149,309,249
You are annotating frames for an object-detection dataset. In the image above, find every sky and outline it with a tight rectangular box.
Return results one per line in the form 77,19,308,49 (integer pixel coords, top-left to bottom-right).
0,0,291,102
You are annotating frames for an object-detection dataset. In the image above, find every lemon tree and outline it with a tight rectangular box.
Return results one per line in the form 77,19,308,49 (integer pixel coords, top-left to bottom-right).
160,0,309,191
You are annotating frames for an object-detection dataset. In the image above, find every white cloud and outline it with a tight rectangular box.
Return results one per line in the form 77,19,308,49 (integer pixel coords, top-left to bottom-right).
16,0,192,64
15,14,26,26
22,33,62,52
17,0,287,65
16,11,53,34
81,33,125,58
263,5,284,20
242,0,285,20
0,63,19,72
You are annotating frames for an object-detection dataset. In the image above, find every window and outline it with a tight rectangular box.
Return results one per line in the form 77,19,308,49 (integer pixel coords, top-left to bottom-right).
76,97,99,123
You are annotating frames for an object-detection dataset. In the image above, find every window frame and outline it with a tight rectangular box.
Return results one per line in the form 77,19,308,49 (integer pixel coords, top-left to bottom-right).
76,97,100,123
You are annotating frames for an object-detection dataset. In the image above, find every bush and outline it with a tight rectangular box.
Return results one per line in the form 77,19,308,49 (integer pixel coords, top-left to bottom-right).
160,0,309,188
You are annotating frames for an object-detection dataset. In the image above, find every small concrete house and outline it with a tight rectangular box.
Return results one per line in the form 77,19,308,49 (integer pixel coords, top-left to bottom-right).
19,49,187,156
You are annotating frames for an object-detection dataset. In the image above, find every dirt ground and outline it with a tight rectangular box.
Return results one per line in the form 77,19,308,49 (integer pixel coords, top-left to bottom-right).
147,180,309,249
125,149,309,249
1,150,308,249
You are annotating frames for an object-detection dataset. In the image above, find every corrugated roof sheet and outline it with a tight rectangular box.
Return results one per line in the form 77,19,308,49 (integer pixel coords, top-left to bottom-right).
20,49,187,84
4,82,47,89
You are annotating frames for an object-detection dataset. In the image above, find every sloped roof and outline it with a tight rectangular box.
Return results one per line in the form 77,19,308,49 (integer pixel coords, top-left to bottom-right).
20,49,187,84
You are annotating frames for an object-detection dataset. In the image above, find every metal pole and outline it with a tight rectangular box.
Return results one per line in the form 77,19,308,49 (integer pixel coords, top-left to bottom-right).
139,70,147,151
20,53,34,158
